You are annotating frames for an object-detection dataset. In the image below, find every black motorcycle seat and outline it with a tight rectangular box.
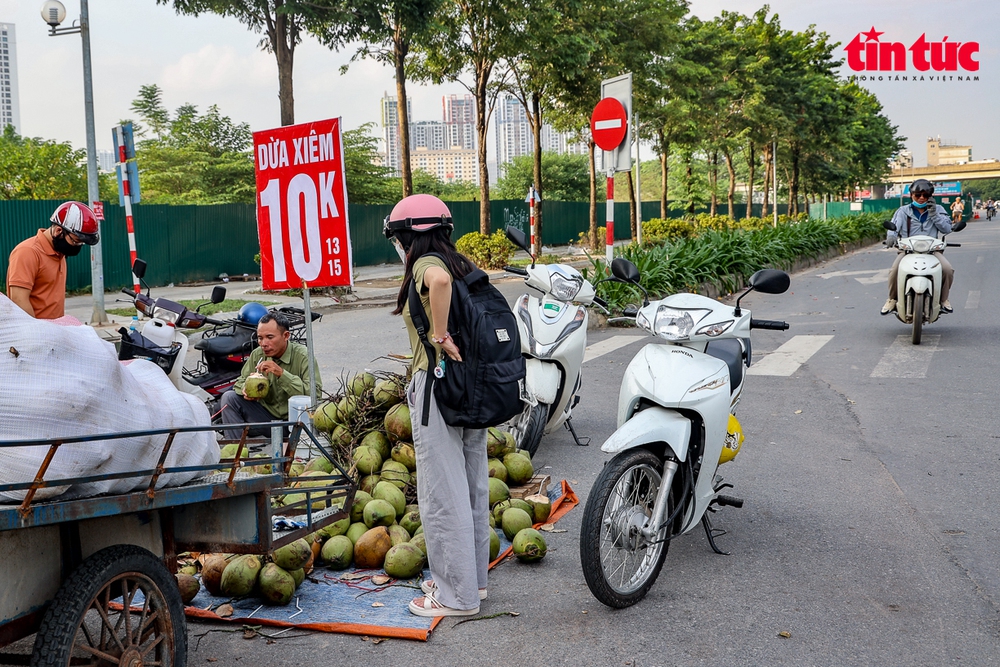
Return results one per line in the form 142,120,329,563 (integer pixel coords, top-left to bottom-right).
705,338,745,393
195,328,254,356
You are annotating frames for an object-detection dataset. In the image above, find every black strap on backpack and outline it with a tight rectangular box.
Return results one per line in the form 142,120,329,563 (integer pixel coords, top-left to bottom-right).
407,278,438,427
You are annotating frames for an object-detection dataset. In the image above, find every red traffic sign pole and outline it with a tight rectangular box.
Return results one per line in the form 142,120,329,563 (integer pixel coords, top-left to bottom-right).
591,98,629,264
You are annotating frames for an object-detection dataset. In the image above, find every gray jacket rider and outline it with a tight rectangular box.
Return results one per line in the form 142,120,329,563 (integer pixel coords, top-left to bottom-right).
886,203,953,244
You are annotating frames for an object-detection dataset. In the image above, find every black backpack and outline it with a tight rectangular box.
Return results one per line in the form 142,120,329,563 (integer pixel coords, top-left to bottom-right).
408,255,525,429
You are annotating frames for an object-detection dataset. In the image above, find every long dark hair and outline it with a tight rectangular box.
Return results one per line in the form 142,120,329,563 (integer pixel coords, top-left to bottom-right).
392,227,474,315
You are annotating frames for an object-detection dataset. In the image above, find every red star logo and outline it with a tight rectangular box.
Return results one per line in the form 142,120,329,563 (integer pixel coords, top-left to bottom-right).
861,26,884,42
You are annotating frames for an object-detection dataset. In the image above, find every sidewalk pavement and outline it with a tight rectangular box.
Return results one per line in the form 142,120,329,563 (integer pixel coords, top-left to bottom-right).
64,241,609,334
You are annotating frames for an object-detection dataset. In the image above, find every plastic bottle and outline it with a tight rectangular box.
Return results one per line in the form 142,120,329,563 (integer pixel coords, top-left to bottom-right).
129,315,139,333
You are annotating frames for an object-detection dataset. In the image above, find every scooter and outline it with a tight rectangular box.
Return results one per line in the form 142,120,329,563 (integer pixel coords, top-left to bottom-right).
881,219,964,345
501,226,607,456
579,259,790,608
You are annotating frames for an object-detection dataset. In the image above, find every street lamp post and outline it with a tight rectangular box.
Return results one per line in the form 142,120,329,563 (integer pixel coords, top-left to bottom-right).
40,0,107,325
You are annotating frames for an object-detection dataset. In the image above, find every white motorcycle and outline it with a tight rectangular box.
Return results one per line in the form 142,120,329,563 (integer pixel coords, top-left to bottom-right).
579,259,790,608
501,226,607,456
881,219,964,345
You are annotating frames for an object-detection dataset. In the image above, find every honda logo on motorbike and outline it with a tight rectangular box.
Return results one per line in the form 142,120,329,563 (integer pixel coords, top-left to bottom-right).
846,27,979,72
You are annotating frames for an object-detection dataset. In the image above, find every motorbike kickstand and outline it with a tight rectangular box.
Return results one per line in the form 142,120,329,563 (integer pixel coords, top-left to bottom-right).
564,418,590,447
702,514,730,556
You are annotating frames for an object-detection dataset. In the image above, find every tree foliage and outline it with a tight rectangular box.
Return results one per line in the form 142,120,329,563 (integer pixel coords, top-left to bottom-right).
0,126,87,200
495,153,590,202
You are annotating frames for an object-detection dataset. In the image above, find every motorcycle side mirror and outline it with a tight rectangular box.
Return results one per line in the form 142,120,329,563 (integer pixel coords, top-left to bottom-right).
623,305,639,318
749,269,791,295
952,219,967,232
611,258,640,283
132,258,147,279
211,285,227,304
505,226,533,267
882,220,896,231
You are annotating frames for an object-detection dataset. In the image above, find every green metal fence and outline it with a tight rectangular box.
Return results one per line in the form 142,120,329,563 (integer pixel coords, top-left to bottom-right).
808,197,972,222
1,199,791,291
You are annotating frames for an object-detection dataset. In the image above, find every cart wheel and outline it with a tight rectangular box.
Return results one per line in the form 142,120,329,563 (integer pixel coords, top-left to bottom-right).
31,544,186,667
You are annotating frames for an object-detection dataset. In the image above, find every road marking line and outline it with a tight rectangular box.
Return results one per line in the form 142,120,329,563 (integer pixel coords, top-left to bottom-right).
856,268,891,285
965,291,980,309
747,335,833,376
584,335,644,363
870,335,940,378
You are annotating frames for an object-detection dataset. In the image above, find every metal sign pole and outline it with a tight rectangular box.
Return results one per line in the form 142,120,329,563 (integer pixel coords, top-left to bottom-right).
301,280,317,407
773,139,778,227
635,112,642,245
606,168,615,265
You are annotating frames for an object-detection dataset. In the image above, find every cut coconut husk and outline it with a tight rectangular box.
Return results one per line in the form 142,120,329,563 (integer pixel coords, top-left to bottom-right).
244,372,270,399
523,493,552,524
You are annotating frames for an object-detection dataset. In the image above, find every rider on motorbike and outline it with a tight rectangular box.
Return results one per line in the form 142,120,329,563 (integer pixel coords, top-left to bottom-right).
881,178,955,315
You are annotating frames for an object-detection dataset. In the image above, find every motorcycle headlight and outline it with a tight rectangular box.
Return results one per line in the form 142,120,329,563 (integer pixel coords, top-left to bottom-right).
151,306,180,325
654,307,707,341
696,320,734,337
549,272,583,302
910,238,932,253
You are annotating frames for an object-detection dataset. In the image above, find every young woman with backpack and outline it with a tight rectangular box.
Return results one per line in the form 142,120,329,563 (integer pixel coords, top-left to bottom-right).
384,194,491,617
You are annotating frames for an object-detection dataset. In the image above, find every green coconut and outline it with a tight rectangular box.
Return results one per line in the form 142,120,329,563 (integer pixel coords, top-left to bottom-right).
176,573,200,605
312,401,339,432
244,372,270,399
179,564,198,576
350,491,373,523
258,563,295,605
413,524,424,536
487,458,508,482
346,522,369,545
489,527,501,562
383,543,426,579
512,527,547,562
363,498,397,528
399,510,421,536
390,442,417,471
219,443,243,460
384,403,412,442
373,378,403,408
251,452,272,475
328,424,353,448
220,555,262,597
489,513,495,529
318,516,350,540
409,532,427,555
336,396,358,423
492,499,513,526
388,524,411,547
349,372,377,396
503,452,534,486
501,507,533,541
354,527,392,568
501,430,517,456
524,493,551,524
361,431,391,460
272,538,312,570
488,477,510,508
352,446,382,475
372,481,406,518
289,568,305,588
405,503,420,515
360,474,381,495
304,456,334,474
288,461,306,478
321,535,354,569
510,498,534,516
487,428,507,458
379,460,411,490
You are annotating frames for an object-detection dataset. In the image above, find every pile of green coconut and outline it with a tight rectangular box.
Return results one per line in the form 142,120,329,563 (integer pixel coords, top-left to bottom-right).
176,371,549,608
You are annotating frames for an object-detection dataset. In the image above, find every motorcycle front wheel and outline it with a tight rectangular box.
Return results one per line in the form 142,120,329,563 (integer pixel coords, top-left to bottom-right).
580,448,674,608
912,292,924,345
507,402,548,457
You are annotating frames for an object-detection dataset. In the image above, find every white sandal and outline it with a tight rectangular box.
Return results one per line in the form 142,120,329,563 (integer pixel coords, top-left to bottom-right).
421,579,488,600
408,591,479,617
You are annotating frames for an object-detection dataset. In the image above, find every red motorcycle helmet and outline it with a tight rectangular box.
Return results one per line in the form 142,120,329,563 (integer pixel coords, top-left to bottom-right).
50,201,100,245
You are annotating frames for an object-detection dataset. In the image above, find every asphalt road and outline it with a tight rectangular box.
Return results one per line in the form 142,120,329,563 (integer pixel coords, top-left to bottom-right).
22,218,1000,665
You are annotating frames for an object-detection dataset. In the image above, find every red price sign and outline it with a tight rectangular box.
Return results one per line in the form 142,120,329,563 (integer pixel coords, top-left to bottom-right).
253,117,353,290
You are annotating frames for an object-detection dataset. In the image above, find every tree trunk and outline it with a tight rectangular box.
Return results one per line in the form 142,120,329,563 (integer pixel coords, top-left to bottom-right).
745,142,755,219
724,150,736,221
393,40,413,197
790,146,801,216
274,12,295,126
709,151,718,216
627,170,637,241
658,130,668,218
761,143,771,218
474,66,491,235
685,156,694,216
589,139,598,251
531,92,543,255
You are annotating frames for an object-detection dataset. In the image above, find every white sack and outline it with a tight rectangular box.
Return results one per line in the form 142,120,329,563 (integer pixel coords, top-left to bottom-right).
0,295,219,502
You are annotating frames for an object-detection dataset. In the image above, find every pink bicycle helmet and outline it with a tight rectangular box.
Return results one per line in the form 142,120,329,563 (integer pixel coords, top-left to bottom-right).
383,194,454,240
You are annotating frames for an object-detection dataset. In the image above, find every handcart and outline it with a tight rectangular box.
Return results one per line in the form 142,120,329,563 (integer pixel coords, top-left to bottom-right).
0,420,354,665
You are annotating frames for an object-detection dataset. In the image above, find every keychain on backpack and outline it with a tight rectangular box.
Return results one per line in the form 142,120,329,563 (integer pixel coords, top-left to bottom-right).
434,358,446,379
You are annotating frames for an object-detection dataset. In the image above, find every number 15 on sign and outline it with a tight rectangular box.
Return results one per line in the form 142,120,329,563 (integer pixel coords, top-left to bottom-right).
253,117,354,290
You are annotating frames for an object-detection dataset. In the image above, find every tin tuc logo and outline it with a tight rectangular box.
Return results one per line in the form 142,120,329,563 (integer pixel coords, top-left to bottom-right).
845,27,979,72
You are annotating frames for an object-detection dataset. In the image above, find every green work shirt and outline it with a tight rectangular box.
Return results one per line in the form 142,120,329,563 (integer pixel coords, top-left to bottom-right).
233,341,322,419
403,255,451,373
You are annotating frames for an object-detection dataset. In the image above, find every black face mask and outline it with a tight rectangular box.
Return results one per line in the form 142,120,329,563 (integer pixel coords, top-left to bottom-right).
52,231,84,257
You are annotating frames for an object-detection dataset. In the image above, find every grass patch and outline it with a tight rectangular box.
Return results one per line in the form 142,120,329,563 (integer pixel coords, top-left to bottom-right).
107,297,277,318
508,254,562,267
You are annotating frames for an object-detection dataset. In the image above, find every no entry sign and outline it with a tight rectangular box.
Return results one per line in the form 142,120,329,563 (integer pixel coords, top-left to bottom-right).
590,97,628,151
253,118,353,291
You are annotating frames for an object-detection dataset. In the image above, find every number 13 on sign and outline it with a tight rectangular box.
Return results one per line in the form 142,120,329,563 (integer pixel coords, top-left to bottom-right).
253,117,354,290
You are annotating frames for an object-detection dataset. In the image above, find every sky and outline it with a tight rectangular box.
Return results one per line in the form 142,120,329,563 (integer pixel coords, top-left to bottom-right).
1,0,996,169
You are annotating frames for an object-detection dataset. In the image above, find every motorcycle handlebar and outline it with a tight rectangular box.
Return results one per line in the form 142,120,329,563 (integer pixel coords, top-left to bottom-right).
203,317,226,326
593,296,609,309
121,288,136,298
947,242,961,247
503,266,529,276
750,319,790,331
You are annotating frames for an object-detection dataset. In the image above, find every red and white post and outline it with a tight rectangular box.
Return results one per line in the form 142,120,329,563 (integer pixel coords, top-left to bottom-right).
528,185,536,253
606,170,615,265
114,125,139,294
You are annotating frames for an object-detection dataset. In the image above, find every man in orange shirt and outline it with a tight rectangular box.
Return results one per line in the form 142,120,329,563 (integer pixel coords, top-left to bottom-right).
6,202,100,319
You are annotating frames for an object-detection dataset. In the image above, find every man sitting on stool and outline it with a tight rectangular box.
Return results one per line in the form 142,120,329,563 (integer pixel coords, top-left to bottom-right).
220,311,322,440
